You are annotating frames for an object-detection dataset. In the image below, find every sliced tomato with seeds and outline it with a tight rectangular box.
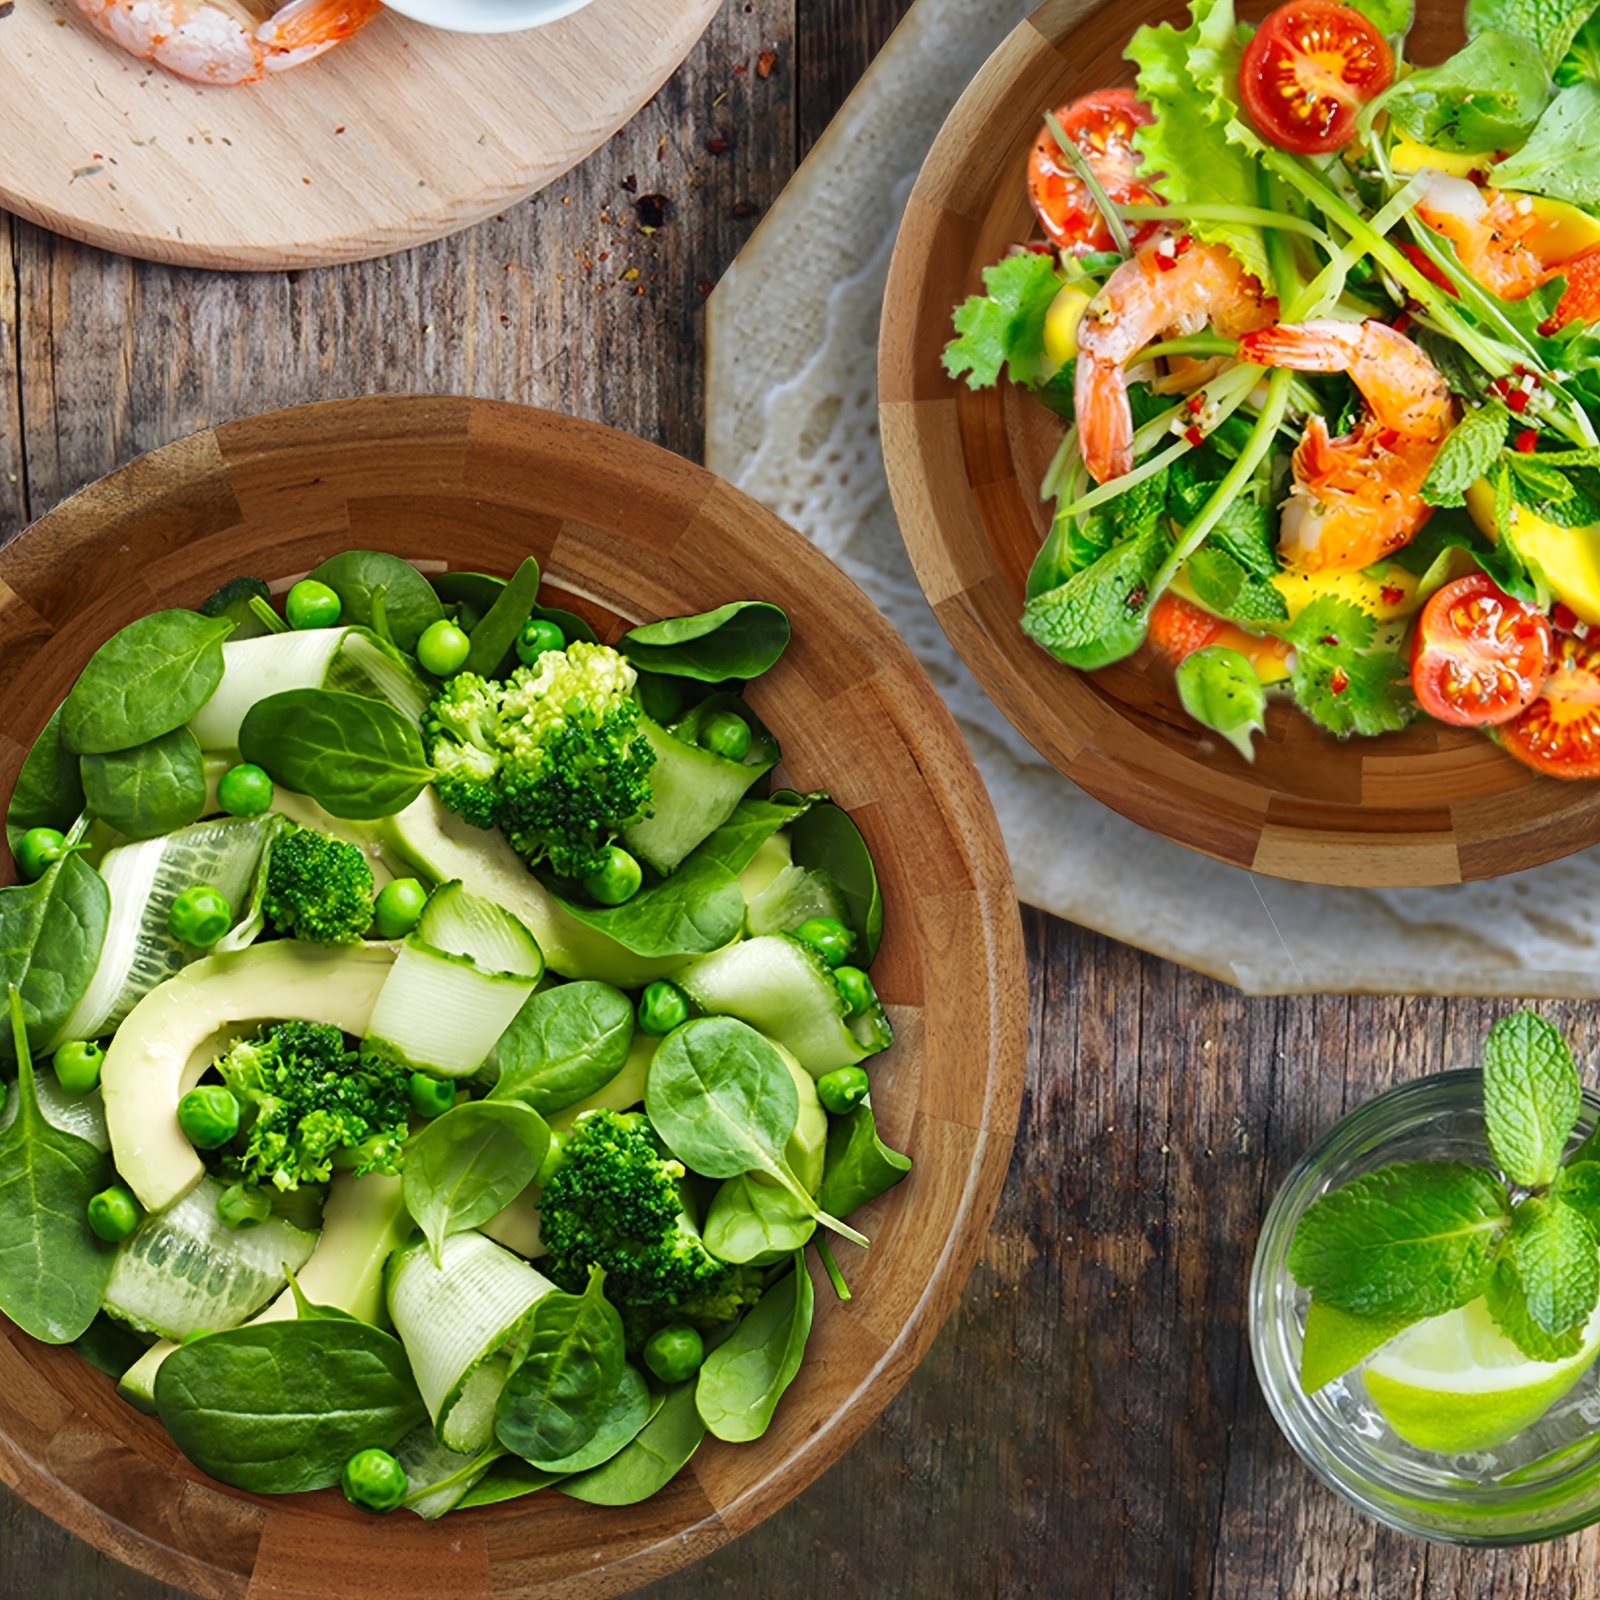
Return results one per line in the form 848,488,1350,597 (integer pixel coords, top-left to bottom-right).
1239,1,1393,156
1501,633,1600,778
1028,89,1162,255
1410,575,1552,728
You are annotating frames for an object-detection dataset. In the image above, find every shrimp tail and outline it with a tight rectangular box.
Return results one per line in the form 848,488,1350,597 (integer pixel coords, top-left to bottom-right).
1235,321,1359,374
263,0,381,47
1075,357,1135,485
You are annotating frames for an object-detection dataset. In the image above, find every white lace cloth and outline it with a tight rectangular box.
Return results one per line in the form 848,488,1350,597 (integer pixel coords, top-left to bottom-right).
705,0,1600,995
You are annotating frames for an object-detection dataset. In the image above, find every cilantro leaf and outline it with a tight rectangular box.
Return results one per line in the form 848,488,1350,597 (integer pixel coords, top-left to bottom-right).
1484,1010,1581,1189
1021,524,1170,664
1507,1196,1600,1335
1467,0,1598,75
1183,546,1288,626
1285,597,1414,738
1486,1254,1589,1360
943,252,1063,390
1422,401,1511,508
1287,1160,1510,1317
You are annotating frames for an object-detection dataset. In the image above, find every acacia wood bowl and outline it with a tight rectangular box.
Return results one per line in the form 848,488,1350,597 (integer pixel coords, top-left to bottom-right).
0,397,1025,1600
875,0,1600,889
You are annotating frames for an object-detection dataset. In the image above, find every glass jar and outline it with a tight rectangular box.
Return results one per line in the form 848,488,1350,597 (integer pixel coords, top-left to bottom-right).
1251,1069,1600,1544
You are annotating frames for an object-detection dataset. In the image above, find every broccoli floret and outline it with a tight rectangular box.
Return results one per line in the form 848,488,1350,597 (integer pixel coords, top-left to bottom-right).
426,643,655,880
540,1110,758,1338
214,1021,411,1192
263,823,375,944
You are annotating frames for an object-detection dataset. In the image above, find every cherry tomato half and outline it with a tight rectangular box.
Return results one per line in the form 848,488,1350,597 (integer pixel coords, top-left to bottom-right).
1239,1,1393,156
1028,89,1161,255
1501,632,1600,778
1147,593,1291,680
1410,575,1552,728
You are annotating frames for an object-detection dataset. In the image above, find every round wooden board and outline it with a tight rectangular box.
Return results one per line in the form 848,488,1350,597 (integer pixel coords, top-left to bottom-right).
0,397,1025,1599
878,0,1600,890
0,0,721,270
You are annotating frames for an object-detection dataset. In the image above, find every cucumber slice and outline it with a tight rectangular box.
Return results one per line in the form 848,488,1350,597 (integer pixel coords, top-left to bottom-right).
324,629,433,727
440,1354,511,1454
737,830,792,904
393,1424,500,1520
116,1337,178,1415
678,934,883,1078
745,863,848,939
365,881,543,1076
103,1176,317,1341
386,1231,554,1429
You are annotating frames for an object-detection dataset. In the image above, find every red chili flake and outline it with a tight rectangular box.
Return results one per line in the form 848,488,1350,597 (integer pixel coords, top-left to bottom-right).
1184,424,1204,447
334,125,346,135
731,199,758,219
1553,602,1581,634
1400,243,1457,295
1174,233,1193,256
1506,388,1529,414
1185,394,1204,414
1514,364,1529,377
1156,252,1178,272
1376,428,1399,450
1391,312,1411,334
1319,634,1340,647
1126,586,1148,610
733,61,747,73
1515,429,1539,453
697,281,713,296
707,137,730,154
1467,168,1486,184
757,49,777,77
1023,241,1054,255
1380,585,1405,606
1330,667,1350,695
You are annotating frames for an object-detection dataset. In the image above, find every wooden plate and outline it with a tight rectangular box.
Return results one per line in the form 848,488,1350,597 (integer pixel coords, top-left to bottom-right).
0,0,719,270
0,398,1025,1598
877,0,1600,889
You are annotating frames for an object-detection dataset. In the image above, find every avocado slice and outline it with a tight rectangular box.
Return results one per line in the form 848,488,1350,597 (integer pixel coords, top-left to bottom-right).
101,940,399,1213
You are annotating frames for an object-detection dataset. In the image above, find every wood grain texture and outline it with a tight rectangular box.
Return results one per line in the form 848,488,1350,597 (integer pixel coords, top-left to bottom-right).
875,0,1600,889
0,0,722,270
0,396,1024,1598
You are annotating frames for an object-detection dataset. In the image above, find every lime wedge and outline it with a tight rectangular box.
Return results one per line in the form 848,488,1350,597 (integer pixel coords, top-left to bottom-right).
1300,1298,1416,1394
1362,1296,1600,1454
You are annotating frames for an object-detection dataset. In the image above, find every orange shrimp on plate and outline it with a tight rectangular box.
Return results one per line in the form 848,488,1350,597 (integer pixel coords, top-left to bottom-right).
1074,233,1278,485
1412,172,1550,301
1235,319,1454,573
68,0,381,86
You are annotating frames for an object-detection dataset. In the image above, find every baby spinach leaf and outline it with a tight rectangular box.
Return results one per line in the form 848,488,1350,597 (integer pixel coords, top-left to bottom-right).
1175,646,1267,762
705,1174,816,1263
307,550,445,655
790,802,883,964
154,1319,426,1492
403,1100,551,1264
0,988,113,1343
522,1362,650,1473
1384,32,1552,153
463,557,542,678
62,609,233,756
558,1378,706,1505
455,1457,563,1509
488,981,635,1113
621,602,791,683
1493,83,1600,206
496,1266,627,1466
239,688,433,819
80,726,206,840
687,792,820,879
0,852,111,1064
72,1310,152,1378
544,856,746,958
695,1252,814,1443
817,1103,913,1220
6,706,85,856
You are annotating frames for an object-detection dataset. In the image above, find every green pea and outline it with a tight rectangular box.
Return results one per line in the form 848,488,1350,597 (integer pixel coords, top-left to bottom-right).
794,916,855,969
86,1185,140,1243
168,884,234,948
342,1447,408,1514
642,1324,705,1384
816,1065,871,1116
515,617,567,665
408,1072,457,1119
833,965,876,1018
536,1129,566,1189
286,579,342,630
637,980,690,1036
416,618,472,677
15,827,68,882
217,762,274,817
217,1182,271,1230
53,1039,105,1096
374,877,428,939
177,1085,241,1149
583,845,643,906
698,709,752,762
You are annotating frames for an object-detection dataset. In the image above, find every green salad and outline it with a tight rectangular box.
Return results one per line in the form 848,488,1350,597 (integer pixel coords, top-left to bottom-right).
947,0,1600,774
0,549,909,1517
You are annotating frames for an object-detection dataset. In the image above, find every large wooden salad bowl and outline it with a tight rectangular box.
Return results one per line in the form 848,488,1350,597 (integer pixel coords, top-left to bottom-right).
0,397,1024,1599
876,0,1600,889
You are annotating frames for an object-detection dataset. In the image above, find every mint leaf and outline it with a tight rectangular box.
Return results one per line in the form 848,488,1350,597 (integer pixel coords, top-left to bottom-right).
1483,1010,1580,1188
1486,1255,1588,1360
1493,84,1600,208
1207,494,1279,579
1557,11,1600,87
943,253,1063,390
1287,1161,1510,1317
1183,546,1288,626
1506,456,1600,527
1285,597,1415,738
1175,646,1266,761
1555,1160,1600,1232
1020,524,1169,659
1507,1196,1600,1334
1299,1297,1415,1393
1467,0,1597,75
1422,401,1511,508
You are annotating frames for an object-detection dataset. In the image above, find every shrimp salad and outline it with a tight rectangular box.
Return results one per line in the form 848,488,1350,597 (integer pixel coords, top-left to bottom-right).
945,0,1600,775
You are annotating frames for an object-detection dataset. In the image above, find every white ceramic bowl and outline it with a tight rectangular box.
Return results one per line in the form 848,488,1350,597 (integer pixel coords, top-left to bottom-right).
381,0,594,33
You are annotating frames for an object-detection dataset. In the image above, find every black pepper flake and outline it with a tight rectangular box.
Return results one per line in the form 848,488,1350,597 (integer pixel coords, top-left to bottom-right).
634,193,670,230
621,173,638,193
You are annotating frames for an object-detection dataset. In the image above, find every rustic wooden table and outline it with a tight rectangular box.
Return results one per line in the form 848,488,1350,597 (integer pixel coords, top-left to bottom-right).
3,2,1598,1595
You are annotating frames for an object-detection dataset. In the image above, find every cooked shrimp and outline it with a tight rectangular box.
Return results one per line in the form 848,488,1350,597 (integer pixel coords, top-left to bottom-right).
1075,233,1278,484
68,0,381,86
1235,319,1454,572
1413,171,1549,301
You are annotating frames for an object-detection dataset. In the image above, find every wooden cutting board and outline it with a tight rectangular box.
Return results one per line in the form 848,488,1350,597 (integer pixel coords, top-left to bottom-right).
0,0,721,269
